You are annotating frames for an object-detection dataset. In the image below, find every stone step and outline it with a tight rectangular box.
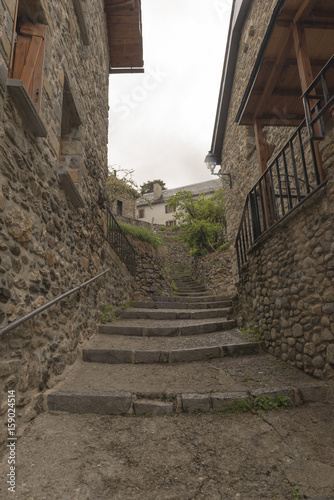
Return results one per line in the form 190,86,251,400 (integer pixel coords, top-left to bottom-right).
47,354,333,415
117,307,229,321
176,287,207,293
152,295,230,304
98,317,236,337
176,291,213,297
83,329,261,364
132,300,232,310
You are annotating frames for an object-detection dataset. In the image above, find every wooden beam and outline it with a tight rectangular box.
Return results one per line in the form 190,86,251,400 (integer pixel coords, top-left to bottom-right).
292,22,326,182
293,0,319,24
292,23,314,91
252,28,292,120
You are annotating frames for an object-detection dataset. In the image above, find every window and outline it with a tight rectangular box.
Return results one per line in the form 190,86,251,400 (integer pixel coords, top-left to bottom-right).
165,204,174,214
138,208,145,219
58,74,84,209
117,200,123,216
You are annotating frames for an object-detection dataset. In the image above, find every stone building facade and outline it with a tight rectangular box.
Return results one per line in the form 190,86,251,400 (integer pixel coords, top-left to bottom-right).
0,0,143,442
207,0,334,379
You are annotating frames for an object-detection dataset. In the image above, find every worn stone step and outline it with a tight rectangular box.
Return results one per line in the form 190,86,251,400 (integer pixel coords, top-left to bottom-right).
176,291,213,297
47,354,333,415
98,317,236,337
152,295,231,304
132,300,232,310
117,307,229,320
83,329,261,364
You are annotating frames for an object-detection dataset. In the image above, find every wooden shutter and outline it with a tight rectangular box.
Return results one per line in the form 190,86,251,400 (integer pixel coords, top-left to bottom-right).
12,20,47,112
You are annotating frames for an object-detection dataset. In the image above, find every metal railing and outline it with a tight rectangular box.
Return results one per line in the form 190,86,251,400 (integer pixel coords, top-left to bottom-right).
0,269,111,338
106,206,136,276
302,55,334,140
235,119,325,273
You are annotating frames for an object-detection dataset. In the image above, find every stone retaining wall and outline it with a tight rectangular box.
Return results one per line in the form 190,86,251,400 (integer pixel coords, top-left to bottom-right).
192,248,236,298
235,122,334,380
0,0,138,444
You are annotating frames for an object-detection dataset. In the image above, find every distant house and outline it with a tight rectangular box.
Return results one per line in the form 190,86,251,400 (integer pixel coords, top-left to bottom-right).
136,179,222,226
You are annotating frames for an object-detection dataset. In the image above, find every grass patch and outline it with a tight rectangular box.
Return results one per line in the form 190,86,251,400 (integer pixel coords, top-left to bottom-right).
100,305,117,324
118,222,164,249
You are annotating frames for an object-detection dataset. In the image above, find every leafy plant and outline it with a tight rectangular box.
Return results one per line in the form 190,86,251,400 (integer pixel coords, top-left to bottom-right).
291,488,303,500
100,305,117,324
223,394,291,414
171,280,178,291
124,301,133,309
241,323,261,341
252,394,292,411
167,187,227,256
218,242,230,252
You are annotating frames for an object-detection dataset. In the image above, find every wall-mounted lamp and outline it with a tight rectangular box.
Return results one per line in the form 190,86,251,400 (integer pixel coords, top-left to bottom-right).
204,152,232,188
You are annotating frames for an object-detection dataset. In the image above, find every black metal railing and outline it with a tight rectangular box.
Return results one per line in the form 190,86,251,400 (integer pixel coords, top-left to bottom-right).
235,119,325,272
106,206,136,276
0,269,111,338
302,55,334,140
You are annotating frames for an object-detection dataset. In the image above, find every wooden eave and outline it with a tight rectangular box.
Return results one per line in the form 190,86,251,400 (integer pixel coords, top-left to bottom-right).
104,0,144,73
237,0,334,127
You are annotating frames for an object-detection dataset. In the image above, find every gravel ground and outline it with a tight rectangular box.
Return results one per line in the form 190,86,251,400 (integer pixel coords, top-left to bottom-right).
0,403,333,500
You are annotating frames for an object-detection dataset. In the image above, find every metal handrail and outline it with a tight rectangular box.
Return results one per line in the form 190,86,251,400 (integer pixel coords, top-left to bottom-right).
0,268,111,338
235,118,324,273
106,206,136,276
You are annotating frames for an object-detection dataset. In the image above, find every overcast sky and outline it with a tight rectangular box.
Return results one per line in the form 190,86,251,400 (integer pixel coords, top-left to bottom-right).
108,0,232,190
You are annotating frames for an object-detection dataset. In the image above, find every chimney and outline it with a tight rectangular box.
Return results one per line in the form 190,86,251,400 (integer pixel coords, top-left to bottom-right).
153,183,163,200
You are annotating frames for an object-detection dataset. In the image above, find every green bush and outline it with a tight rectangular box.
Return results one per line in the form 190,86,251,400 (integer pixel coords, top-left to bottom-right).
118,222,164,249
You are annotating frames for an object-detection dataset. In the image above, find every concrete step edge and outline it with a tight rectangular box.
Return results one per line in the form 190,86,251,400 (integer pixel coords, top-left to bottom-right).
98,319,236,337
82,341,261,364
117,308,230,320
46,384,333,416
132,301,232,309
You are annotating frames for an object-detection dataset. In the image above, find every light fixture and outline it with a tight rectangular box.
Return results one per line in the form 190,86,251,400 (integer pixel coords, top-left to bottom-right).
204,152,232,188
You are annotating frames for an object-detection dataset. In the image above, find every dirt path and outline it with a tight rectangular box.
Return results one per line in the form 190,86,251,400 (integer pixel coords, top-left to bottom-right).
0,402,333,500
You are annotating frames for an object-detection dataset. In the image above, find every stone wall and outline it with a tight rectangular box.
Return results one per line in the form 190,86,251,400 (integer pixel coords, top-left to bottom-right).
192,247,236,298
235,122,334,380
130,231,195,298
0,0,138,443
216,0,334,380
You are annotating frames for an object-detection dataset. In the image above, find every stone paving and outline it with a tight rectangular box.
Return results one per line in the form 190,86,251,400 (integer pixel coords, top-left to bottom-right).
0,277,334,499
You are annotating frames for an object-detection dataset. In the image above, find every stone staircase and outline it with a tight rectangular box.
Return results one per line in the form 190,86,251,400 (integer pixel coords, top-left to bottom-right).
47,275,333,416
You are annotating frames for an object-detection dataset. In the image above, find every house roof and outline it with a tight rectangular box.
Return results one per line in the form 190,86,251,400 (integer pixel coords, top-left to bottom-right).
136,179,222,207
104,0,144,73
207,0,334,163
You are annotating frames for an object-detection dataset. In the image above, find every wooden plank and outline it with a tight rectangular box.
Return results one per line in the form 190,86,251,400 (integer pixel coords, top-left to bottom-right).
108,24,141,38
107,15,140,24
20,36,43,92
293,0,319,24
252,28,293,120
31,36,46,111
12,35,30,79
19,21,47,38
